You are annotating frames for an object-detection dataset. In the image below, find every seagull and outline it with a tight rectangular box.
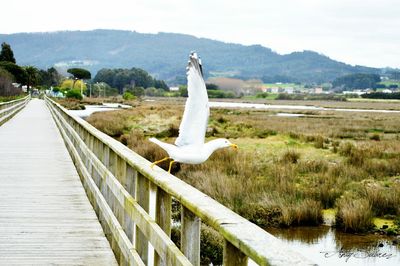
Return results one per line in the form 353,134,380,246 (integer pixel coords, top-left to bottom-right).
150,52,238,173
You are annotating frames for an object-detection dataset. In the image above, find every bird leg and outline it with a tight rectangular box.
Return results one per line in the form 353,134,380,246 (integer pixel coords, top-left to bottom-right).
150,157,170,169
168,160,175,173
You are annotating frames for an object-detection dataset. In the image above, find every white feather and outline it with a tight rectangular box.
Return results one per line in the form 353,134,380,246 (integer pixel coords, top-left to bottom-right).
149,52,236,166
174,52,209,147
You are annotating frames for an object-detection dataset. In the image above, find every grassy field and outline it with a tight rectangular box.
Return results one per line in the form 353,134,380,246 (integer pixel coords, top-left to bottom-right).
83,98,400,235
0,94,27,103
378,80,400,87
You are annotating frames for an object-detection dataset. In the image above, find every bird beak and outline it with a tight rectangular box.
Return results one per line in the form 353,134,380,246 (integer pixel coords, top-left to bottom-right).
230,144,238,150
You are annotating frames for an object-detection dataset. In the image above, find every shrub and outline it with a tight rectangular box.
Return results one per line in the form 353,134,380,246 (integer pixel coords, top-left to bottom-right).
281,150,300,164
65,89,83,100
280,199,323,226
123,91,135,100
313,135,325,149
362,184,400,216
370,133,381,141
336,197,374,232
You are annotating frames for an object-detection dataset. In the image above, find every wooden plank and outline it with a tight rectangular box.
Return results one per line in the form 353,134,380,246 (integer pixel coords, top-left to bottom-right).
0,99,117,265
224,240,248,266
124,165,137,243
155,187,172,266
0,97,29,126
136,173,150,264
181,206,201,266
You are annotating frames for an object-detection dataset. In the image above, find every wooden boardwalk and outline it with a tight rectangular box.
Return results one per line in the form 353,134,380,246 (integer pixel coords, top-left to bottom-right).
0,99,117,265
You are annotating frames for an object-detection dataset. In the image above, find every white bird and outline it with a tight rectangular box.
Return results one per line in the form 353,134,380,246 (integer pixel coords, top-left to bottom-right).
150,52,238,173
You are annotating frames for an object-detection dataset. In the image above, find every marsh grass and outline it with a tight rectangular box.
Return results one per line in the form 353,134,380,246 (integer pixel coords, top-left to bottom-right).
85,99,400,231
336,197,374,232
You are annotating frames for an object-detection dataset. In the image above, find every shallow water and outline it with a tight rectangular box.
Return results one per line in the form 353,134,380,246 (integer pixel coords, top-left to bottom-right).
209,101,400,113
266,226,400,266
68,105,121,118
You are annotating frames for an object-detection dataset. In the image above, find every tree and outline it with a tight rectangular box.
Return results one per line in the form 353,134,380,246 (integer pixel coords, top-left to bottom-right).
67,68,91,79
0,62,27,84
94,67,169,94
38,67,62,87
332,73,381,90
0,68,21,96
0,42,16,64
206,83,219,90
67,68,91,95
24,66,39,91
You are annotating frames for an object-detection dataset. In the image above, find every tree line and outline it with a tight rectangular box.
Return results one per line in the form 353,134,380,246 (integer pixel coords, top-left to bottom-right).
332,73,381,91
0,42,171,99
0,42,62,96
94,68,169,94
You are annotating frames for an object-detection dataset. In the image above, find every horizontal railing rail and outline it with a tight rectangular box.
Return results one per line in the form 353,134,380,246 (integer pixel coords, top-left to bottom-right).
0,96,30,126
45,96,315,266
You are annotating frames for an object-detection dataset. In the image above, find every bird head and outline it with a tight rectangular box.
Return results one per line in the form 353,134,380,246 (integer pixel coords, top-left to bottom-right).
218,138,238,150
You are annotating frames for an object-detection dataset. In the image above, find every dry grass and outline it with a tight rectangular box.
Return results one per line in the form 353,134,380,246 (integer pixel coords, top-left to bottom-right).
336,197,374,232
84,99,400,231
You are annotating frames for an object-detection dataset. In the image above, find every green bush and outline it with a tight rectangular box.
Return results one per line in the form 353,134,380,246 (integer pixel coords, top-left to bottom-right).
65,89,82,100
122,91,135,100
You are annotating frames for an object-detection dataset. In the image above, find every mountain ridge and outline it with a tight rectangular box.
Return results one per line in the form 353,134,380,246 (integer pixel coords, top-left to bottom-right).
0,29,380,84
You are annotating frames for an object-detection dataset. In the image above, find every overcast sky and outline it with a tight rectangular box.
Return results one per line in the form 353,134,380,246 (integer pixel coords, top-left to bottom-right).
1,0,399,68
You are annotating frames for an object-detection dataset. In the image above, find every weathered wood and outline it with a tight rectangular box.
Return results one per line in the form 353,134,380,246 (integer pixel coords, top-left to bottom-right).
155,187,172,266
181,206,201,266
124,165,137,242
0,96,29,126
0,99,117,265
136,174,150,264
224,240,248,266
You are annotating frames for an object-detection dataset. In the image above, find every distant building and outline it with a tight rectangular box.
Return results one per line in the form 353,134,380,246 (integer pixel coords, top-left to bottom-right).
284,87,294,94
382,89,393,93
169,86,179,91
313,87,323,94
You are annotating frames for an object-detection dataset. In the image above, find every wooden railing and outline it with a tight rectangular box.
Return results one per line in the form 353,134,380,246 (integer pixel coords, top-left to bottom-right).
0,96,30,126
45,96,315,266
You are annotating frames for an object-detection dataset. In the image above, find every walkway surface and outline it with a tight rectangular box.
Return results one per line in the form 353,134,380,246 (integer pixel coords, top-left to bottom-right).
0,99,117,265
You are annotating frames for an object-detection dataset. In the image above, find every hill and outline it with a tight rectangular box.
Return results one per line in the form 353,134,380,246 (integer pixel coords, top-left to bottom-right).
0,29,380,84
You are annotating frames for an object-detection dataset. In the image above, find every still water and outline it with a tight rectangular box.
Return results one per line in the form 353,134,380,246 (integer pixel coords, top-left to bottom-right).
209,101,400,113
266,226,400,266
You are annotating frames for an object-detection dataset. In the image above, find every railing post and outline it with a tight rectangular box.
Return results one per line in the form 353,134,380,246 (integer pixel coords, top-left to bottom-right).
124,165,137,243
136,173,149,264
223,240,248,266
181,206,200,266
154,187,172,266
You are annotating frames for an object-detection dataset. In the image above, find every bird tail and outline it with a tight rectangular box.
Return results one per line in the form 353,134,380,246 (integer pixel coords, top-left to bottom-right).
149,137,161,146
149,138,175,155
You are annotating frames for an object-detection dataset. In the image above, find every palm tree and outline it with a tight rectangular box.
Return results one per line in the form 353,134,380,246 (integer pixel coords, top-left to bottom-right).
24,66,39,92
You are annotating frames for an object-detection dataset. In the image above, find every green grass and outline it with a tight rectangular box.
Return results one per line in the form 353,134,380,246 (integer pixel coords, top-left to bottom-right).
243,93,279,100
378,80,400,87
0,94,26,103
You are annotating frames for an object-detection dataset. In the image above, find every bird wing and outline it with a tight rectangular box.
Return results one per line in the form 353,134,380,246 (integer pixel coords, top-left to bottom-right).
175,52,209,147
